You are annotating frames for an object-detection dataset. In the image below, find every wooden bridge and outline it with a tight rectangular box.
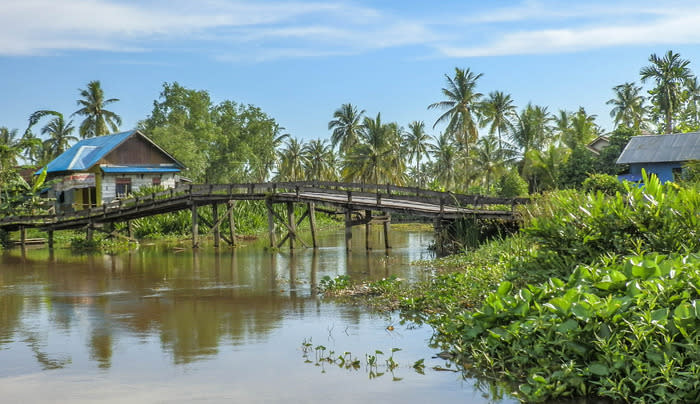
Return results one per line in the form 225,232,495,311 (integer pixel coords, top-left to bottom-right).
0,181,528,251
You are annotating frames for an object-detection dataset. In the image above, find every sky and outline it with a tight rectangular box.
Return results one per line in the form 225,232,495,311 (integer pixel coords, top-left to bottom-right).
3,0,700,143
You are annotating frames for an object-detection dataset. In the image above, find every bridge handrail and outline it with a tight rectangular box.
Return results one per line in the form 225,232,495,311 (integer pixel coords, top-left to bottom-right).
0,181,528,228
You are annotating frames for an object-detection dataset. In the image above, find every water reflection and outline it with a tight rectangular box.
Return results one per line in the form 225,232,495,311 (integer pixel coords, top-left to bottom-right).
0,228,436,369
0,229,519,403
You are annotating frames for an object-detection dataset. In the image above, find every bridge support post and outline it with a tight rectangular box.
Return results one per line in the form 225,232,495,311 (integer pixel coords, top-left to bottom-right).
383,213,391,250
228,201,236,247
20,226,26,248
127,220,133,240
365,210,372,251
86,222,94,242
48,230,54,250
266,199,276,248
191,203,199,248
344,210,352,252
287,202,296,250
308,203,318,248
213,203,220,248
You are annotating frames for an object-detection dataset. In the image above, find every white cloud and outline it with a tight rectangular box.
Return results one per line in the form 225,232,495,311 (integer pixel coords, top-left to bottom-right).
3,0,700,60
440,8,700,57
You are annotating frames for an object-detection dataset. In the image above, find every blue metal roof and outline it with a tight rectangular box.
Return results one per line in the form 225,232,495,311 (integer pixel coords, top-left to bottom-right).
42,130,136,174
101,166,181,173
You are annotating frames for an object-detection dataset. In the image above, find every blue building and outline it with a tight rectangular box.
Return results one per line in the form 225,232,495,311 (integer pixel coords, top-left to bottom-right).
41,130,186,213
616,132,700,182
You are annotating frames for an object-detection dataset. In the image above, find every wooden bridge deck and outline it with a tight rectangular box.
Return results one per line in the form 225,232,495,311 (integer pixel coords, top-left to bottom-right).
0,181,527,233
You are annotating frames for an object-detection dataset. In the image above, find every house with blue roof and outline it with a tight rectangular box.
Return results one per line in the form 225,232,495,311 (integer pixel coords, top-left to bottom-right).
42,130,186,212
616,132,700,182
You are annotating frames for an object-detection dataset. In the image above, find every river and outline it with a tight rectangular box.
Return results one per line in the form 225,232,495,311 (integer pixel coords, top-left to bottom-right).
0,227,516,403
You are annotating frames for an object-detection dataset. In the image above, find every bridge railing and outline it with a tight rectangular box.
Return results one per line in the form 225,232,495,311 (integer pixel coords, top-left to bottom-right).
0,181,528,228
183,181,529,209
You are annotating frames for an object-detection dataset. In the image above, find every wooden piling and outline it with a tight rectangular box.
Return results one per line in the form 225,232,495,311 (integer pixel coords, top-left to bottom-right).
48,229,54,250
287,202,296,250
383,213,391,249
308,203,318,248
228,201,236,247
86,222,93,242
191,203,199,248
20,226,26,247
212,203,220,248
344,210,352,252
365,210,372,251
266,199,276,248
127,220,133,240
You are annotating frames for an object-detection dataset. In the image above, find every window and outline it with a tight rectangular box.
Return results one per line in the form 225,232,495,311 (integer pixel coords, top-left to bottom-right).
115,178,132,198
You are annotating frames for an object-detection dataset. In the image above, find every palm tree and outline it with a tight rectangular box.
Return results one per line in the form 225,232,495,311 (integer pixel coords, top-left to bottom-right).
277,138,307,181
684,76,700,128
473,134,516,192
640,50,693,133
429,132,458,191
41,115,77,161
524,145,570,192
303,139,335,181
404,121,430,175
72,80,122,138
480,91,517,149
0,127,25,203
328,103,365,155
255,126,289,182
562,107,599,150
606,82,647,130
343,113,402,185
511,103,552,155
428,67,483,153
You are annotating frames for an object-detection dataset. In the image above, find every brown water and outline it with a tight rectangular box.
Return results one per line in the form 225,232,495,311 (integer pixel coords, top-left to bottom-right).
0,228,515,403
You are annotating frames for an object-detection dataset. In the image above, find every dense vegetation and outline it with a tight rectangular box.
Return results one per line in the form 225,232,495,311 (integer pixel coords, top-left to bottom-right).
322,172,699,402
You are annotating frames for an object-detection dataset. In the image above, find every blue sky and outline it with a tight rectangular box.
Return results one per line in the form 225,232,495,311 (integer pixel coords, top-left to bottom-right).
3,0,700,143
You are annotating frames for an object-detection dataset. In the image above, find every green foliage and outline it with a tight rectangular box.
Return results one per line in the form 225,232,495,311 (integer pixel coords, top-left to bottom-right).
518,171,699,283
0,167,51,216
496,169,528,198
436,253,700,403
581,173,625,195
557,145,597,189
139,82,281,183
318,275,351,292
594,126,635,175
680,160,700,184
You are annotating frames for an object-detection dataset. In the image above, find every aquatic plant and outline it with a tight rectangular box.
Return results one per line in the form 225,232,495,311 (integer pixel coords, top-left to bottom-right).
434,253,700,403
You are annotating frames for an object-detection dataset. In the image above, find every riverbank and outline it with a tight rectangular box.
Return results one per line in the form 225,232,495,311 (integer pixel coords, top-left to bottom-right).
321,173,700,403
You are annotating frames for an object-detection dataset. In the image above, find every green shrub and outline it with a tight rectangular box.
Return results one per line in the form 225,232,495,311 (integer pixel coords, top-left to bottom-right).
516,170,699,283
581,173,625,195
497,170,528,198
